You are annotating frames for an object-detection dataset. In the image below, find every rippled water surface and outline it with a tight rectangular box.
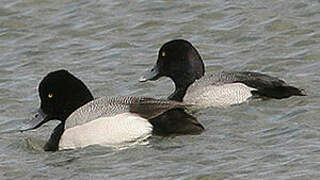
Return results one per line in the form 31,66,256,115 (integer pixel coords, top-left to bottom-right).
1,0,320,179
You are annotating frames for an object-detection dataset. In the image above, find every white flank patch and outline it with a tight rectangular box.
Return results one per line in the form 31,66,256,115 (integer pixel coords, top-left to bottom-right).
184,83,256,108
59,113,153,150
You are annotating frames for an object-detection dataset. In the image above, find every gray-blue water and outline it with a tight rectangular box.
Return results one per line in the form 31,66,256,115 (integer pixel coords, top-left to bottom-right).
1,0,320,179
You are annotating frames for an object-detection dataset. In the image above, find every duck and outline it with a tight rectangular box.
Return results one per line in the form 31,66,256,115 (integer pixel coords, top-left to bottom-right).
140,39,306,108
21,69,204,151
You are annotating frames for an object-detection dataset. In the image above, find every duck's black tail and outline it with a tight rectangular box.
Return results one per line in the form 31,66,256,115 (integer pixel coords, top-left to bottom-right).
283,86,306,97
150,109,204,136
252,85,306,99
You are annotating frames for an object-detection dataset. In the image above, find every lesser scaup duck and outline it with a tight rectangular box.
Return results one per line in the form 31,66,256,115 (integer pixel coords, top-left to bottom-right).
140,39,306,107
22,70,204,151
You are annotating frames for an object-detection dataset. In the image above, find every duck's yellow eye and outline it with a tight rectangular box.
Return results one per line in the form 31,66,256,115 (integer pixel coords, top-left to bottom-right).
162,51,166,57
48,93,53,99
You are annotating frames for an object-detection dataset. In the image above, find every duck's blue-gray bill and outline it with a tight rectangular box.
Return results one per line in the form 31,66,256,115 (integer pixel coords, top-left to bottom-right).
139,66,161,82
19,108,48,132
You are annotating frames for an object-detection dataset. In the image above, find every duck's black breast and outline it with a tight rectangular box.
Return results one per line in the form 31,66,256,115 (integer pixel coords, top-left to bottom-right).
44,122,65,151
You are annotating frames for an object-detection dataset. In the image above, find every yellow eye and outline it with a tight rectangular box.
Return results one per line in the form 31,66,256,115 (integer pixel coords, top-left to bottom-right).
162,51,166,57
48,93,53,98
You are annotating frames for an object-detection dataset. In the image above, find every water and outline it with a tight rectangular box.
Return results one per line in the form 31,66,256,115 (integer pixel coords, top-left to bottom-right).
0,0,320,179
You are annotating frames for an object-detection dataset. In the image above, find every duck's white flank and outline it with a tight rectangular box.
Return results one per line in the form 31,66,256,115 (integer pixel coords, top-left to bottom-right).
59,113,153,150
184,83,256,108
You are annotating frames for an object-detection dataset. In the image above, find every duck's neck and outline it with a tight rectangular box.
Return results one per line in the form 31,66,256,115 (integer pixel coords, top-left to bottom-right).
44,122,65,151
168,74,196,102
168,87,188,102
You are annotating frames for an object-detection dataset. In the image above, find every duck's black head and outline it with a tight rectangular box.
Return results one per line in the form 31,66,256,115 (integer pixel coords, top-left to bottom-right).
22,70,94,131
140,39,205,101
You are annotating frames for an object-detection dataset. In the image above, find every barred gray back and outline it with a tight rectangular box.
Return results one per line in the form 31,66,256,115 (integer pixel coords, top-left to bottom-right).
65,96,189,129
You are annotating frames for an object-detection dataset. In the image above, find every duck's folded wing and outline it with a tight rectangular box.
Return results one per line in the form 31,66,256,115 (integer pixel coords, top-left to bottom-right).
128,97,193,119
65,96,193,129
220,71,286,88
212,71,306,99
